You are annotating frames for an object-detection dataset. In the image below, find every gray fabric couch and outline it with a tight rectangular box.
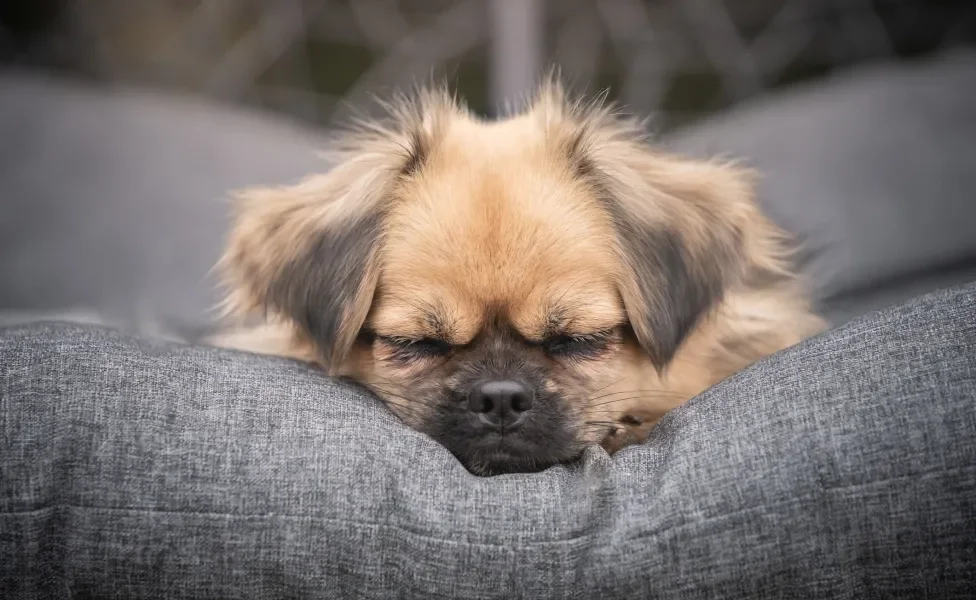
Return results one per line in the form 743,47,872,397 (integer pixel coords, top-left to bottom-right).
2,50,976,598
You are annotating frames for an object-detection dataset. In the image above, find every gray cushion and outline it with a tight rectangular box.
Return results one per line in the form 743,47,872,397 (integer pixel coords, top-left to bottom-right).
2,284,975,598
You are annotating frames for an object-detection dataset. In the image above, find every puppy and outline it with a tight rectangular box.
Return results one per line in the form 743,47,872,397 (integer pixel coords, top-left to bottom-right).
212,81,825,475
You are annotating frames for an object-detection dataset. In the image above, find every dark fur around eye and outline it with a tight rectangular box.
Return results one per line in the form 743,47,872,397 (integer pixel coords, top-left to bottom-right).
543,330,613,359
378,335,452,361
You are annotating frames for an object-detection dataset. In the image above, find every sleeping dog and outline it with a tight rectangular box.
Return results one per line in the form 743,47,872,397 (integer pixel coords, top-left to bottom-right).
211,80,824,475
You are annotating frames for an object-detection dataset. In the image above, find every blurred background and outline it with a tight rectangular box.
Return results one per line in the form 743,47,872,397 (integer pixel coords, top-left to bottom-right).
3,0,974,130
1,0,975,338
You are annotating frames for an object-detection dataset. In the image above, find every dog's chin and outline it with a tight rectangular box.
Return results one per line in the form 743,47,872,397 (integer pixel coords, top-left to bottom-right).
447,434,583,477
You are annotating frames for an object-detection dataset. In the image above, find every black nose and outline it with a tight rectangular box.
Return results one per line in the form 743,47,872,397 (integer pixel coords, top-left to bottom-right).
468,380,534,428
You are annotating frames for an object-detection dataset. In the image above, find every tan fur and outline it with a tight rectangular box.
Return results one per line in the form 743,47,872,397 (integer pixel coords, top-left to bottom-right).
212,80,825,463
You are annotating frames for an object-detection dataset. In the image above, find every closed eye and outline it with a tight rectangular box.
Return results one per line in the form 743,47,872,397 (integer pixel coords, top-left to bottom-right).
542,329,615,359
377,335,453,361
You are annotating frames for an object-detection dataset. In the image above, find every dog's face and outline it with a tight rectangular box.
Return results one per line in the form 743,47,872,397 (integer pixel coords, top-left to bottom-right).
347,133,642,474
220,83,795,475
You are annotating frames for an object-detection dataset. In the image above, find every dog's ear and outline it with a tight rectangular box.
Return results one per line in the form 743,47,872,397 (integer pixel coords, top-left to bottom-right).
219,88,459,372
533,82,790,368
599,154,784,369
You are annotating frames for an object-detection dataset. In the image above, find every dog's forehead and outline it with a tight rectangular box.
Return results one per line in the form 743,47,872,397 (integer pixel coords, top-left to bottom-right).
384,116,618,270
372,117,626,341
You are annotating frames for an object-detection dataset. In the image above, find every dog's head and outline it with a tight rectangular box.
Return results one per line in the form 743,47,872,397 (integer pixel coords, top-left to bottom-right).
220,82,791,475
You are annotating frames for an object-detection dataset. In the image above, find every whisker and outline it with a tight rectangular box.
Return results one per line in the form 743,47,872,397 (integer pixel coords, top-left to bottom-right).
586,388,687,402
588,396,650,408
587,375,634,397
367,386,447,412
588,392,689,409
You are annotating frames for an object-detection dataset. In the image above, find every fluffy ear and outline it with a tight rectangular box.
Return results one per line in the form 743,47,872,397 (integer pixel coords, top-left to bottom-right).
218,88,459,372
533,82,791,368
602,154,787,369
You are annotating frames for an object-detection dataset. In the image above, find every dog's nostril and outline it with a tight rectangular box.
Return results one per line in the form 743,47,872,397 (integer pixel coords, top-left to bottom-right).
468,380,534,420
509,389,533,412
469,394,493,413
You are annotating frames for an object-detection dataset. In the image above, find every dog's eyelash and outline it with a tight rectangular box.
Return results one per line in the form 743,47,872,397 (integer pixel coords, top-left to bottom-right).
542,329,615,359
377,335,452,360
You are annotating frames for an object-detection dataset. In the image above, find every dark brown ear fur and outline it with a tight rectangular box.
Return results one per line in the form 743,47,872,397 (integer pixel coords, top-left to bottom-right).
218,88,460,372
534,81,791,367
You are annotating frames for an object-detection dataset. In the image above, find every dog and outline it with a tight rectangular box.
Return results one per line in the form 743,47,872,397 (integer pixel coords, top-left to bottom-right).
211,80,825,475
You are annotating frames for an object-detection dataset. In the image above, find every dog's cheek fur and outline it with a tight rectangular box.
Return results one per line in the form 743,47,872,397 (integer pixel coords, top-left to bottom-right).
347,341,454,432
